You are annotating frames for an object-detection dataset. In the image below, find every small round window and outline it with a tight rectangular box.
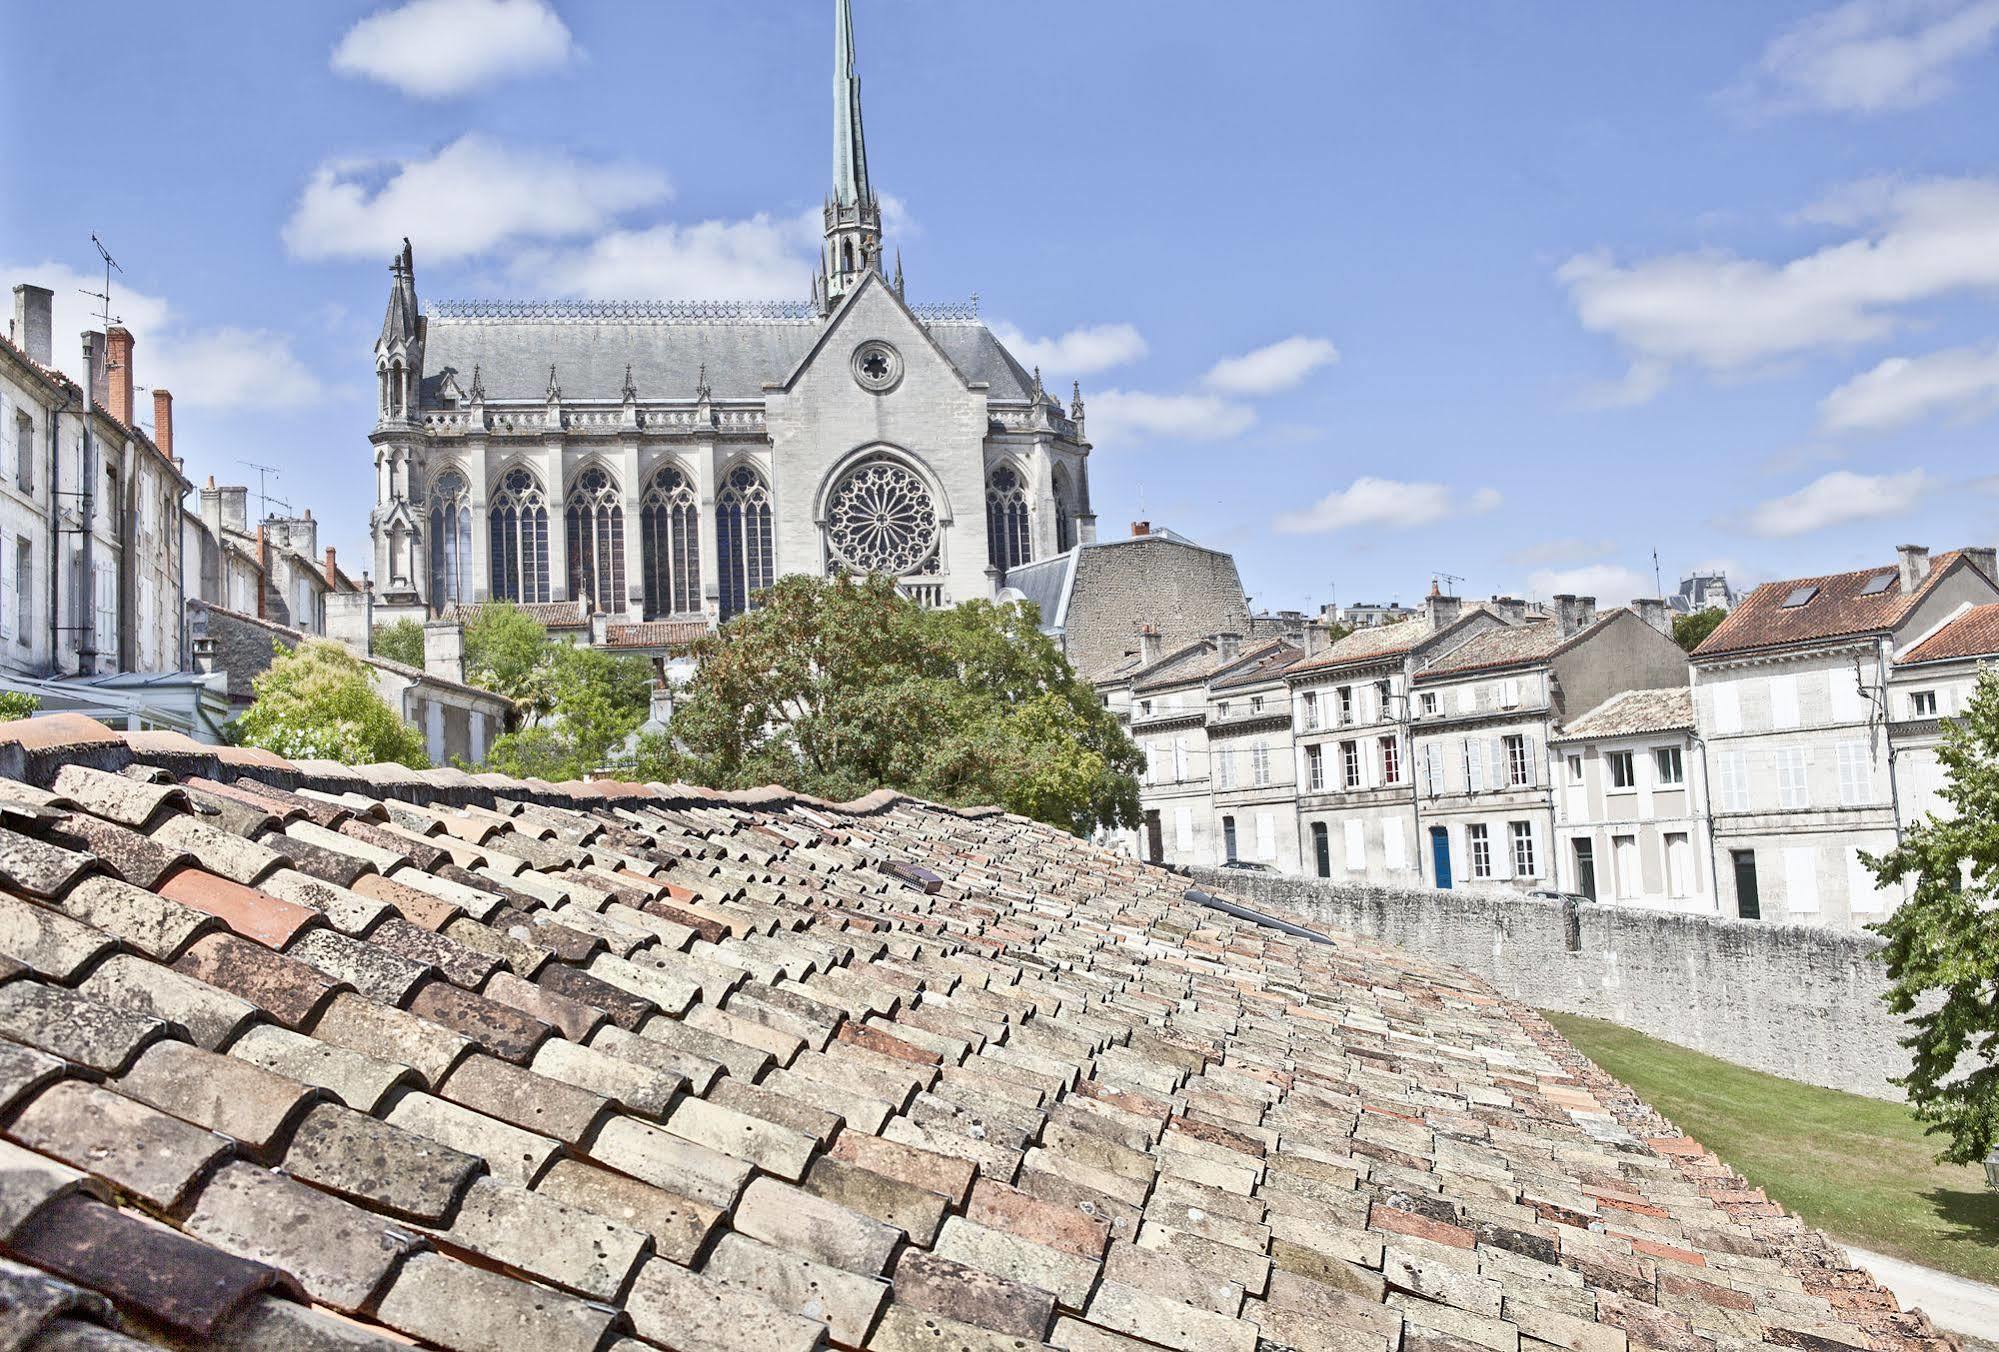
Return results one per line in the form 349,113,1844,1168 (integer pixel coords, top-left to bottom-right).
852,340,903,394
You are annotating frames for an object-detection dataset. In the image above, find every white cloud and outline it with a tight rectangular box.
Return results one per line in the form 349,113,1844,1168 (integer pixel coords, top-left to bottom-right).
283,134,668,264
1743,0,1999,114
1819,342,1999,432
333,0,577,98
3,260,322,412
1745,468,1928,536
1087,390,1256,445
1272,477,1500,535
990,322,1147,376
1203,336,1340,396
1558,175,1999,398
1527,564,1655,607
513,215,817,300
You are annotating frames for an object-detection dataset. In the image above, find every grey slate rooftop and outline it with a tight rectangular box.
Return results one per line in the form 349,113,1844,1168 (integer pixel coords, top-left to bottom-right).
0,712,1957,1352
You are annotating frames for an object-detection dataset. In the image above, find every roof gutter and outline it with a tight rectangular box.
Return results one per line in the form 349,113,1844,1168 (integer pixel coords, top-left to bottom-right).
1184,887,1334,946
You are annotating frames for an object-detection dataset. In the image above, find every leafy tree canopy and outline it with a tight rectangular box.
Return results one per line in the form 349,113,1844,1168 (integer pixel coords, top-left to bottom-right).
625,575,1142,836
235,640,428,768
463,603,557,718
470,611,655,782
1867,666,1999,1165
0,691,40,722
372,619,426,669
1674,608,1726,652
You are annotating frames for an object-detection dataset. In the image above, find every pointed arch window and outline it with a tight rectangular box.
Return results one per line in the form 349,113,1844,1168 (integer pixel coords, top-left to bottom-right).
1052,464,1076,554
565,465,625,614
428,468,473,613
488,467,551,604
641,464,700,618
716,464,774,623
986,464,1031,575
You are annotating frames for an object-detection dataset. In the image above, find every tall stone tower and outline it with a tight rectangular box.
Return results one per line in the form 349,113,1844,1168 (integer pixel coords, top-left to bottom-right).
818,0,882,313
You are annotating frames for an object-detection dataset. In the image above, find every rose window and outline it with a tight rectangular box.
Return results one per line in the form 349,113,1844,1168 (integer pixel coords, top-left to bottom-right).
825,459,938,575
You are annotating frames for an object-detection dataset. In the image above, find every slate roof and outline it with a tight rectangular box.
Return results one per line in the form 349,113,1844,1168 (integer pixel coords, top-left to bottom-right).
1898,602,1999,666
419,313,1039,407
0,712,1951,1352
1693,553,1975,660
1553,688,1695,743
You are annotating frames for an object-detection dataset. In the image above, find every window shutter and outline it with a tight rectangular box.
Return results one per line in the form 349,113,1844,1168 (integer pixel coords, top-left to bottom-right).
1530,819,1547,879
1487,738,1505,792
1521,734,1539,788
0,531,12,642
0,394,13,484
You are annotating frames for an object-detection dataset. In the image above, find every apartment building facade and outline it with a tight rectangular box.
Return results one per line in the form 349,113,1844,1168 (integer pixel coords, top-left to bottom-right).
1690,545,1999,926
1550,687,1712,909
1208,643,1303,870
1884,600,1999,826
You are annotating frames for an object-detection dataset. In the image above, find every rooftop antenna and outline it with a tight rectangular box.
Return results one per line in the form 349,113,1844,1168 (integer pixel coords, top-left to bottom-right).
238,460,293,522
1652,548,1664,598
1432,570,1464,596
80,234,123,332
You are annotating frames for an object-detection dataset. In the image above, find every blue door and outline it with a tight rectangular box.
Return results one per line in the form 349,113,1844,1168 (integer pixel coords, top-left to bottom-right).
1430,827,1452,889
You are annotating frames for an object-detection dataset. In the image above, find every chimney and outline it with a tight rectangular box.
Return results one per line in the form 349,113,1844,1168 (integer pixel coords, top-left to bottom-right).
1633,597,1673,636
1491,595,1527,625
1304,621,1335,657
1896,544,1931,595
1213,632,1241,661
324,546,340,589
85,331,107,407
1964,545,1997,585
1424,589,1462,631
11,284,52,365
1553,594,1598,637
219,486,248,535
151,389,173,458
424,621,465,684
1137,624,1162,666
1130,521,1151,537
104,327,135,427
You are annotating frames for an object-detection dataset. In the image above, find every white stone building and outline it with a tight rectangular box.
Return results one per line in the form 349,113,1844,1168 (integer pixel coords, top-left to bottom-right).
1689,545,1999,926
1550,688,1713,910
1888,600,1999,827
369,0,1093,637
1207,643,1303,870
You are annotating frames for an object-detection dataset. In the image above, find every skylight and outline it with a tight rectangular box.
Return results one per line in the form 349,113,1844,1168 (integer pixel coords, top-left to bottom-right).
1781,585,1819,608
1858,571,1896,597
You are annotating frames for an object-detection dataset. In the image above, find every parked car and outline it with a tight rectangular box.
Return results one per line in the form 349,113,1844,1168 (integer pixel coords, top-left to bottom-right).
1219,860,1276,872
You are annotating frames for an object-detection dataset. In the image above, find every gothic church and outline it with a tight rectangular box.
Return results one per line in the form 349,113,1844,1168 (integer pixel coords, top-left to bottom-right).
368,0,1096,635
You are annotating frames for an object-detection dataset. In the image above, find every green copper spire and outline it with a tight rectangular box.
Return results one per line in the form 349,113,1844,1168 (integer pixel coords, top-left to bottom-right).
833,0,872,211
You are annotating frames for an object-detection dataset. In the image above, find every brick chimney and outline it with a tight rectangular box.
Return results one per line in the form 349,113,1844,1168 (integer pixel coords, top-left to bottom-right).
324,547,340,589
151,389,173,458
104,327,135,427
11,284,52,365
1130,521,1151,537
1897,544,1931,595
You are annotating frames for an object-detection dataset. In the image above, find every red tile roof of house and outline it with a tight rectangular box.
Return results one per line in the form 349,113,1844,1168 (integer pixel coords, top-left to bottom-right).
1898,601,1999,665
1694,552,1979,659
604,620,711,650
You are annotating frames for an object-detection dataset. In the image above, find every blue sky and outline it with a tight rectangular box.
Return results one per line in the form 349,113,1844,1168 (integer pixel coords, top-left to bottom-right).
6,0,1999,613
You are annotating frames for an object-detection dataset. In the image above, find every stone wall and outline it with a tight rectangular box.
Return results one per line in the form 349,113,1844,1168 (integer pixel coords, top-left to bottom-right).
1065,536,1250,678
1191,868,1909,1100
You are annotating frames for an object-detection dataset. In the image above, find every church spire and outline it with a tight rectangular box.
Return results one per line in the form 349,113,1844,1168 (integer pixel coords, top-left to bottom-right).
821,0,883,313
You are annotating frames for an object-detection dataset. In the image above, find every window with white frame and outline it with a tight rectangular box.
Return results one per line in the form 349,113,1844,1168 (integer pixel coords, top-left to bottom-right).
1337,686,1354,724
1498,678,1521,709
1379,735,1401,785
1836,741,1870,807
1567,754,1583,784
1717,751,1749,812
1251,742,1271,786
1666,832,1691,897
1468,824,1492,878
1607,750,1636,790
1909,689,1938,718
1769,674,1800,730
1776,747,1810,809
1653,747,1684,786
1250,695,1264,714
1301,690,1319,729
1505,734,1532,787
1509,821,1538,877
1304,744,1324,792
1216,747,1235,790
13,539,28,645
1341,740,1361,789
1613,834,1639,899
1420,691,1438,716
1464,738,1485,792
1217,701,1229,719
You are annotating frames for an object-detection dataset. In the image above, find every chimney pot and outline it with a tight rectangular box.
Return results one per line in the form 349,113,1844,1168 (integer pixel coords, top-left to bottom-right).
1897,543,1931,595
1131,520,1151,537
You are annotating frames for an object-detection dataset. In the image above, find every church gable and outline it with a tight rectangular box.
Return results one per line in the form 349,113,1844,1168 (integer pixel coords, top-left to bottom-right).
772,271,983,399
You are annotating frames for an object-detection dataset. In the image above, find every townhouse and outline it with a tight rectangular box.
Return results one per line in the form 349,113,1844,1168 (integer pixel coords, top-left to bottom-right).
1550,687,1713,909
1286,592,1503,884
1207,641,1303,869
1888,599,1999,825
1689,544,1999,926
1410,599,1687,893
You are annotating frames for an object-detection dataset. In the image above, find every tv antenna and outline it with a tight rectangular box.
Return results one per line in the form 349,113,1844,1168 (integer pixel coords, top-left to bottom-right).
1432,570,1464,596
1652,548,1664,598
238,460,293,522
80,235,123,332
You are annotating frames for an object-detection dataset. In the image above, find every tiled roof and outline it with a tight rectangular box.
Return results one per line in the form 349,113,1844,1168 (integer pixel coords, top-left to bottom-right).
1898,602,1999,665
1694,553,1974,659
1554,687,1694,742
605,620,711,650
191,603,511,704
1209,643,1303,692
0,713,1949,1352
1288,614,1440,675
1415,612,1628,682
442,600,591,630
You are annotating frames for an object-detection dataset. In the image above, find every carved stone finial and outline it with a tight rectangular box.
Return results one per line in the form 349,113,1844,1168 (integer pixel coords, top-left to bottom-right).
1033,366,1044,400
546,364,561,401
622,363,637,402
893,249,905,300
1071,379,1084,421
696,362,711,401
468,363,485,401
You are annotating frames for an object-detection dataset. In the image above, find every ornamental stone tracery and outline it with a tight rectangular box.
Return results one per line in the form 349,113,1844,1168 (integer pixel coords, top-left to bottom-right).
824,458,938,576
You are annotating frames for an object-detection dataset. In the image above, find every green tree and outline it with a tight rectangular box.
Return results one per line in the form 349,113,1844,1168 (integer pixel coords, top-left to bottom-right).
1867,666,1999,1165
1674,608,1726,652
372,618,426,668
463,603,556,717
638,575,1141,835
0,691,40,722
235,640,428,768
485,642,655,781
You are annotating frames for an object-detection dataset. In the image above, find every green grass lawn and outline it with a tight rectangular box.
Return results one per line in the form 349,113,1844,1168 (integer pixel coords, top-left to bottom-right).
1543,1012,1999,1286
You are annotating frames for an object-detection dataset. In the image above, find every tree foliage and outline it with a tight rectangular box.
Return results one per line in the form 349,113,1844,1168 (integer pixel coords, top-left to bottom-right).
0,691,40,722
463,603,558,718
372,619,426,669
457,605,654,781
1674,608,1726,652
1867,666,1999,1165
627,575,1141,835
235,640,428,768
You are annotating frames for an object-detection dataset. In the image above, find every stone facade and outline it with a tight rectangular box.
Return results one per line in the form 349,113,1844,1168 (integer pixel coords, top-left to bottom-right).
1549,691,1711,909
368,3,1094,639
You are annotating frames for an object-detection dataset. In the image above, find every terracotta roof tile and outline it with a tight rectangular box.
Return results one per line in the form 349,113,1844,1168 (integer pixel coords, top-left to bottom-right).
1899,600,1999,664
1696,551,1986,658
